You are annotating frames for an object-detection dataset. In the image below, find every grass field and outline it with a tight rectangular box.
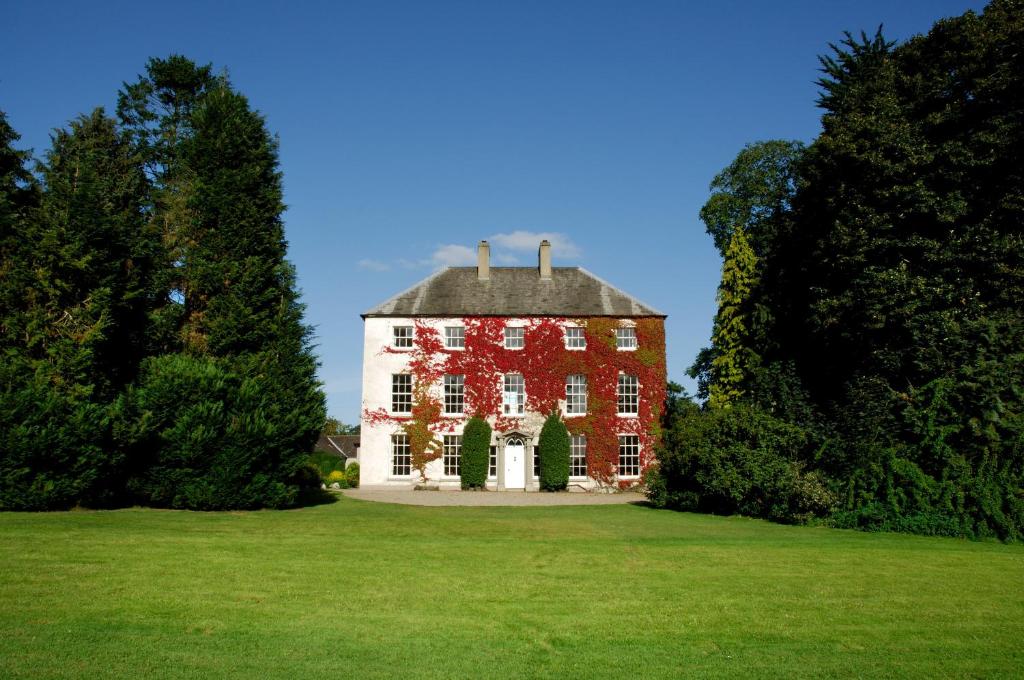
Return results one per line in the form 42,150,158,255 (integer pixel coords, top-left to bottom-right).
1,494,1022,679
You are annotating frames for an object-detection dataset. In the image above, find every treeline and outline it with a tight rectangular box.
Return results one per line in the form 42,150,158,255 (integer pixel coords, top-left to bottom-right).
0,57,325,510
650,1,1024,540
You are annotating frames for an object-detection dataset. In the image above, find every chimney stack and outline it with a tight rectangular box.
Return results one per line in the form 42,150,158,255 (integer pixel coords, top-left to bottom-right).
477,240,490,280
538,240,552,280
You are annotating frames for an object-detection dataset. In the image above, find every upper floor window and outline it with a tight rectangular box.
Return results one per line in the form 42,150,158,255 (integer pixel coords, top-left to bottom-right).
565,374,587,415
443,374,464,415
615,327,637,350
504,326,524,349
444,326,465,349
617,374,639,415
618,435,640,477
391,374,412,414
570,435,587,478
503,373,525,416
565,327,586,350
393,325,413,349
443,435,461,477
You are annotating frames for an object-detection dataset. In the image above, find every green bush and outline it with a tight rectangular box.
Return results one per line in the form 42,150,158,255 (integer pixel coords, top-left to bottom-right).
0,365,119,510
345,461,360,489
538,412,569,491
309,450,345,479
460,417,490,489
649,404,830,523
113,354,311,510
326,470,348,488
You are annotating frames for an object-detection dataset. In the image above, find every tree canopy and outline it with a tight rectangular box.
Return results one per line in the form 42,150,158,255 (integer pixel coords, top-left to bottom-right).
659,0,1024,540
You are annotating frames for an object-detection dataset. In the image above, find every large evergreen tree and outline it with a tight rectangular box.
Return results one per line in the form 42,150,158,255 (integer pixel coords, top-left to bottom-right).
662,1,1024,539
705,226,760,409
116,58,325,509
1,110,151,509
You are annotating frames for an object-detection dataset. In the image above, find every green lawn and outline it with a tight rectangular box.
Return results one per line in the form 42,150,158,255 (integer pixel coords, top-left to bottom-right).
1,495,1022,679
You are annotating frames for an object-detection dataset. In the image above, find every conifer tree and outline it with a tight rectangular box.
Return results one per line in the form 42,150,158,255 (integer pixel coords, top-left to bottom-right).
707,226,760,409
1,110,151,509
116,58,325,509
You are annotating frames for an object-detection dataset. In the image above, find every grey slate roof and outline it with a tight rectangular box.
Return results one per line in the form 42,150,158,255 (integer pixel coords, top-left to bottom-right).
315,434,360,459
363,267,665,318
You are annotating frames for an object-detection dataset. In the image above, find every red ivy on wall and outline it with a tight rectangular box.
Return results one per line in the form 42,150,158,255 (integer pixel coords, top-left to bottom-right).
364,317,666,485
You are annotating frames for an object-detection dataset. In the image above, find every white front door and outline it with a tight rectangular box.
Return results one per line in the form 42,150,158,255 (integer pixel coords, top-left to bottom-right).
505,439,525,489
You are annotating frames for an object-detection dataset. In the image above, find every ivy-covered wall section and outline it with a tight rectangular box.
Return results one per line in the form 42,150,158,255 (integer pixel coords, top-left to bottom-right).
363,316,666,486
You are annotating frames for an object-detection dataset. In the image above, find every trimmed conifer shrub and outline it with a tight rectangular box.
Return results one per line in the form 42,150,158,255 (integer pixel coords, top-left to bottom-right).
538,412,570,491
460,417,490,489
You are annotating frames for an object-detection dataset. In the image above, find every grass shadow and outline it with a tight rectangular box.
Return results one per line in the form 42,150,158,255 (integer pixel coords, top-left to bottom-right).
292,488,340,508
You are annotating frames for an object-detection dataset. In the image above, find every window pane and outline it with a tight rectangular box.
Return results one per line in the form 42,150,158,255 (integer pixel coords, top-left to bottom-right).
618,435,640,476
445,326,465,349
615,327,637,349
617,374,639,414
444,374,464,414
392,434,411,476
571,435,587,477
565,327,586,349
504,327,524,349
489,446,497,478
503,374,525,415
443,435,461,477
566,374,587,414
393,326,413,348
392,374,412,413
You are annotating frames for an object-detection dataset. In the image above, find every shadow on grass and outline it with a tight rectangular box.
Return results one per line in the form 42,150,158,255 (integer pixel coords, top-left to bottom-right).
292,488,340,508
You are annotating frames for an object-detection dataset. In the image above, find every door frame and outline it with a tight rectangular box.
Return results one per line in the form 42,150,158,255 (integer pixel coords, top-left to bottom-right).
498,431,531,491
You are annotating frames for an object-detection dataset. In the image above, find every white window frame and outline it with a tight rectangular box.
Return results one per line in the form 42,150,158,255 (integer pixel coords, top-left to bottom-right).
504,326,525,350
570,435,587,479
502,373,525,416
615,327,638,351
565,374,587,416
565,326,586,350
391,374,413,414
392,325,413,349
443,435,461,478
617,434,640,477
444,326,465,350
533,445,540,479
617,373,639,416
443,374,464,415
391,434,412,477
488,446,497,480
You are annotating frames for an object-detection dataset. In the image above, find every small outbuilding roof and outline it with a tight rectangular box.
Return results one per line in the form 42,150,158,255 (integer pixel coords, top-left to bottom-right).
315,434,360,459
362,266,665,318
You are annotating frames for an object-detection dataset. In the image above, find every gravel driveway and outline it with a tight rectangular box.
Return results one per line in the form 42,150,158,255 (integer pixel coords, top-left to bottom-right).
341,487,646,506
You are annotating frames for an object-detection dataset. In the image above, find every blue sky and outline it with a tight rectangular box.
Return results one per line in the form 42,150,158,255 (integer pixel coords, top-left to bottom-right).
4,0,986,423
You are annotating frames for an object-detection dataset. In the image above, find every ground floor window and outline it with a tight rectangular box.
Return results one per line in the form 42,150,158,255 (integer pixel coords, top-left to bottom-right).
392,434,411,476
532,446,540,478
443,435,461,477
488,446,497,479
570,435,587,477
618,435,640,477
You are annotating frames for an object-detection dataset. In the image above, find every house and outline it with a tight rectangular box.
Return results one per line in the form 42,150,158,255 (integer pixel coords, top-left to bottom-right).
314,434,360,468
359,240,667,490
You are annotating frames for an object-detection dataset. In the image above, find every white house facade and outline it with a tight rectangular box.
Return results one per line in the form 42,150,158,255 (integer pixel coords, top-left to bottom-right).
359,240,667,491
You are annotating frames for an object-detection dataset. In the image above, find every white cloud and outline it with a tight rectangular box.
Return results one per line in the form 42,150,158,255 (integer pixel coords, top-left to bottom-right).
357,258,391,272
488,231,582,259
389,231,580,272
493,252,520,265
429,244,477,267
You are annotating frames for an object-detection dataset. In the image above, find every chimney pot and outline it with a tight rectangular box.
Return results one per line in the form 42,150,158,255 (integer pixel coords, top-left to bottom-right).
538,240,552,280
477,240,490,280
